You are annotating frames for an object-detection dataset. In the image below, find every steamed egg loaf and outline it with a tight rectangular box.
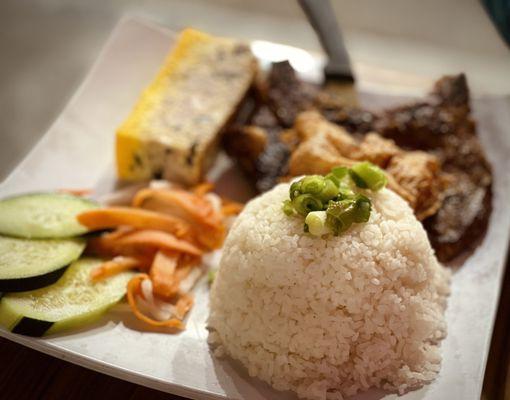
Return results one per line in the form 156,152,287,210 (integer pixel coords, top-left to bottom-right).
116,28,256,185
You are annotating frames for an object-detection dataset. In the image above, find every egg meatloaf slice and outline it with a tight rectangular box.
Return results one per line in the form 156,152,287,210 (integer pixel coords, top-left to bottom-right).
116,28,257,185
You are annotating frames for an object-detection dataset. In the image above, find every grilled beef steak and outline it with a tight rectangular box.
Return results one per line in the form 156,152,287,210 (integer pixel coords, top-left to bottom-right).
374,75,492,261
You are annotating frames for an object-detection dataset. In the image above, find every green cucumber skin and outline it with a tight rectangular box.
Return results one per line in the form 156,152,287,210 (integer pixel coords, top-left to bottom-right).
0,265,68,293
45,301,121,336
0,236,85,283
0,192,98,239
4,302,122,337
0,258,134,337
11,317,54,337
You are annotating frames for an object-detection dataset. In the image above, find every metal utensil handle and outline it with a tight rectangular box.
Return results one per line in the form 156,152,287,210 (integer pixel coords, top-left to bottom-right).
298,0,354,80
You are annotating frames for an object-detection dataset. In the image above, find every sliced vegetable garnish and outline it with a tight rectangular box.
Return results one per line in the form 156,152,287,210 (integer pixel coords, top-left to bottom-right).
193,182,215,197
208,269,217,285
126,274,185,330
353,194,372,223
0,193,98,239
220,202,244,216
0,258,134,336
350,162,387,191
132,188,225,250
149,251,179,299
326,200,357,235
77,182,242,332
300,175,325,195
293,194,323,216
77,207,190,238
0,236,85,292
90,229,202,257
283,162,386,236
304,211,329,236
90,256,142,283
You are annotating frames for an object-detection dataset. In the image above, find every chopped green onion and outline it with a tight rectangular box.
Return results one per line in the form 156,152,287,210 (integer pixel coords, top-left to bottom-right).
290,181,302,200
325,200,357,235
300,176,325,195
326,199,354,218
208,270,217,284
331,166,349,180
325,173,340,187
350,162,387,191
292,194,323,216
305,211,330,236
353,194,371,223
349,169,368,189
282,164,377,236
326,214,351,235
282,199,295,216
316,179,339,201
337,185,355,200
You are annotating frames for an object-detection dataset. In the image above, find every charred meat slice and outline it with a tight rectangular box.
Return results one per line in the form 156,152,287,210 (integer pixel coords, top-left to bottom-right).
223,125,267,175
316,92,377,135
424,172,491,261
224,104,290,192
375,74,492,261
265,61,318,127
224,61,317,188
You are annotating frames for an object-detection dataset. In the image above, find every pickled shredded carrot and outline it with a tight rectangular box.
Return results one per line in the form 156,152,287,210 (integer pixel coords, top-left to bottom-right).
90,256,141,282
174,293,194,320
58,188,93,197
221,202,244,216
77,207,190,238
193,182,215,196
85,181,231,332
126,274,185,329
149,251,179,298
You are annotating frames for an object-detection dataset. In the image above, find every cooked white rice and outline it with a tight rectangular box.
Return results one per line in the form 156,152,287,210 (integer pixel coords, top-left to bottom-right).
208,183,450,400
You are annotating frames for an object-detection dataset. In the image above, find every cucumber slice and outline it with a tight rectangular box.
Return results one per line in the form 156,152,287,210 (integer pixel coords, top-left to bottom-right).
0,193,98,239
0,236,86,292
0,258,134,336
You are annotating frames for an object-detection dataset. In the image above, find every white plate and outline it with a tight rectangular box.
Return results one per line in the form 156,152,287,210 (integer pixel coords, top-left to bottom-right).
1,17,510,400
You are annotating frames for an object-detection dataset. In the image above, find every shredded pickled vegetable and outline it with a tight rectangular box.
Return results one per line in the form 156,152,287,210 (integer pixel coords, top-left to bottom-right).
79,181,243,331
126,274,184,329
